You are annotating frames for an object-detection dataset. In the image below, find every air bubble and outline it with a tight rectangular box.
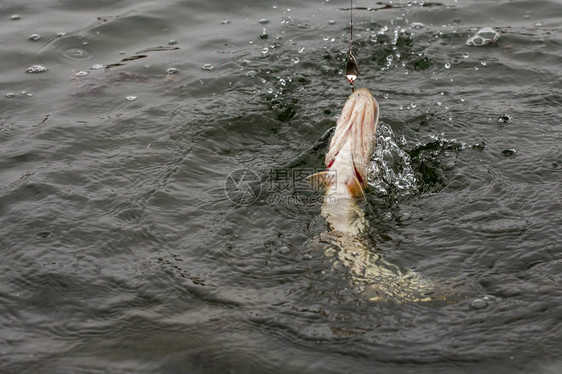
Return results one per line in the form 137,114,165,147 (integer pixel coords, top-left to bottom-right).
166,67,178,75
261,47,269,54
125,96,137,101
291,57,300,64
463,52,469,58
90,64,103,70
10,15,21,21
444,61,451,69
259,18,270,25
6,93,15,98
411,102,417,108
220,20,231,25
29,34,41,41
57,32,67,37
411,22,424,29
329,20,336,25
75,71,89,77
168,39,178,45
202,64,214,71
481,60,487,66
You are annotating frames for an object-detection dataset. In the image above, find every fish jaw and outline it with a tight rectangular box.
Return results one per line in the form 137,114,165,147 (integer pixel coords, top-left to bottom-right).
325,88,379,197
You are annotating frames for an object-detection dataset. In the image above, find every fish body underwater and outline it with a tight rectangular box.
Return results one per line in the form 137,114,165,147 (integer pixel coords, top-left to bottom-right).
311,88,454,303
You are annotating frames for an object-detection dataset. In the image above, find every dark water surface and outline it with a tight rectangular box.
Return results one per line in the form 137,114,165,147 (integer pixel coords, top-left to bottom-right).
1,0,561,373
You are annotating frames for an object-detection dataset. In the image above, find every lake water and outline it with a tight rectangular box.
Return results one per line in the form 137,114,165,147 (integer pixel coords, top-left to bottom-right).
1,0,561,373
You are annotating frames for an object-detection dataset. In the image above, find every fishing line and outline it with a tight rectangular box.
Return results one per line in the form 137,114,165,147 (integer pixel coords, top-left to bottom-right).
345,0,359,92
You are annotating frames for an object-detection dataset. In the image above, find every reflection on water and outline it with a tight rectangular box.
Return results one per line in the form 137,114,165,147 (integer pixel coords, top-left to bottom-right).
1,0,561,373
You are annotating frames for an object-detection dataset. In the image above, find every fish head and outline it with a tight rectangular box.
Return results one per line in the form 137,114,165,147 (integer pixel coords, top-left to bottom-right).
325,88,379,195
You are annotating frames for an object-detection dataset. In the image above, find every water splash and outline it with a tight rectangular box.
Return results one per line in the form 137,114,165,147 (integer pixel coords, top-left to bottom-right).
369,123,417,196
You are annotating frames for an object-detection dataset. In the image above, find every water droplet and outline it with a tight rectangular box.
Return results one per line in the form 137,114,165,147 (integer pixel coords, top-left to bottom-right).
291,57,300,64
463,52,469,58
168,39,178,45
474,66,479,70
383,93,389,99
65,48,90,60
481,60,487,66
466,27,500,46
166,67,178,75
534,21,544,27
411,102,417,108
10,15,21,21
437,101,442,106
261,47,269,54
444,61,451,69
498,114,511,123
259,18,269,25
90,64,103,70
57,32,67,37
328,20,336,25
29,34,41,41
471,298,487,309
35,231,54,240
273,3,278,9
125,96,137,101
26,92,33,97
298,46,305,53
322,36,329,41
220,20,231,25
26,65,47,73
202,63,214,71
386,55,394,61
411,22,424,29
502,149,516,157
6,93,15,98
75,71,89,77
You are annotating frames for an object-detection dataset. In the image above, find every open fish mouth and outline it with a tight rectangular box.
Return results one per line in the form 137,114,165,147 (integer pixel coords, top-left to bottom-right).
325,88,379,189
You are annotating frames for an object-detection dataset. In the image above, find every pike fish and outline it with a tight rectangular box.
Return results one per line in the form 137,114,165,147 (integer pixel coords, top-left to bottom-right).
309,88,448,302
